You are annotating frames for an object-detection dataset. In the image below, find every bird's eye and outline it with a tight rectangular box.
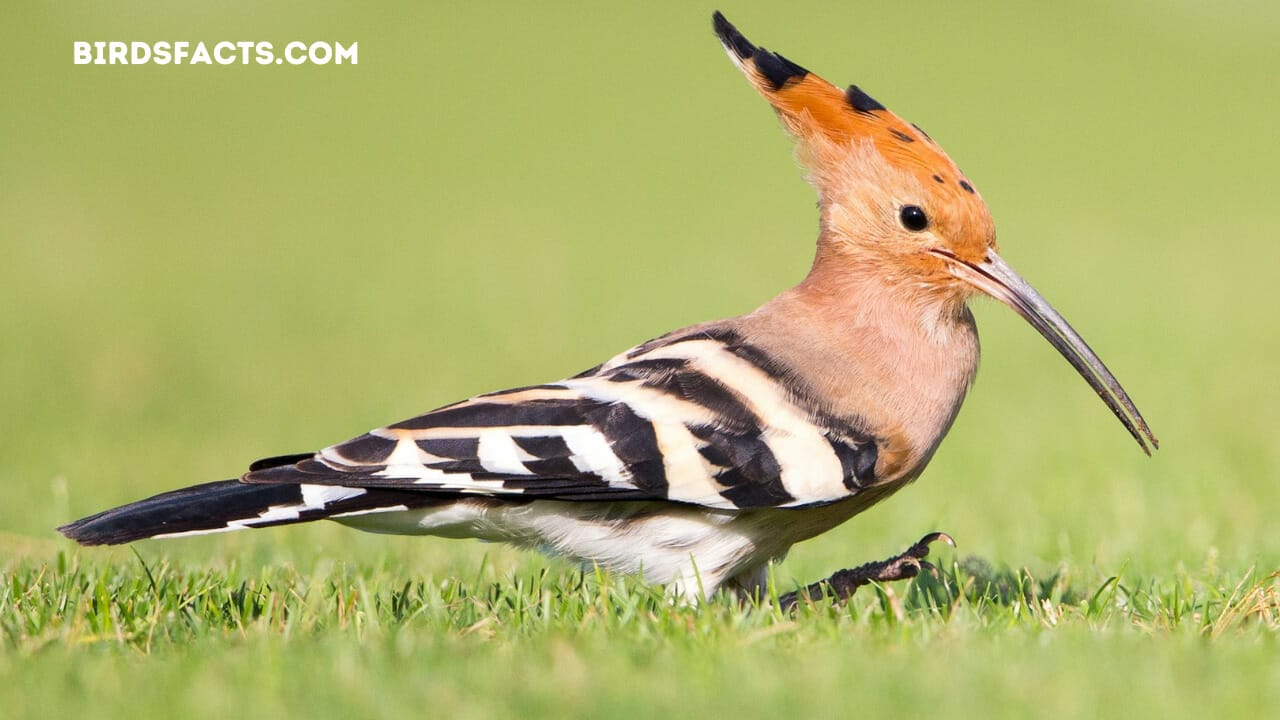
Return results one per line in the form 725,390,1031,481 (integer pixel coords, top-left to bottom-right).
899,205,929,232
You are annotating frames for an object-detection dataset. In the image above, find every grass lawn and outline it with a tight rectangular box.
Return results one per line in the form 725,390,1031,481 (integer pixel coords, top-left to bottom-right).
3,2,1279,718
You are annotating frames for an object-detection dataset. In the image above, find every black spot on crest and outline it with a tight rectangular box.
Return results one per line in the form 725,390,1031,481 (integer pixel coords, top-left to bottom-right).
753,50,808,90
959,180,975,194
911,123,932,140
889,129,916,143
845,85,886,114
932,174,945,183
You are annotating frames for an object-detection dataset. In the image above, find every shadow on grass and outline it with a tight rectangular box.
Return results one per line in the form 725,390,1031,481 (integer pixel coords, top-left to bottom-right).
910,554,1082,608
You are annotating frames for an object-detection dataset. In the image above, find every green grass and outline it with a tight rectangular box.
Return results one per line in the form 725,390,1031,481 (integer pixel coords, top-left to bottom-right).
4,555,1280,718
3,1,1280,718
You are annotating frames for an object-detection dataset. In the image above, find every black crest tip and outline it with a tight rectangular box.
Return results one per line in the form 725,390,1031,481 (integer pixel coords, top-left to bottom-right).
712,11,755,59
713,12,809,91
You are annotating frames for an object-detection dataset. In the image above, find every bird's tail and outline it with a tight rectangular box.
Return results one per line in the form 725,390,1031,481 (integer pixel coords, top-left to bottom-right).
58,479,423,546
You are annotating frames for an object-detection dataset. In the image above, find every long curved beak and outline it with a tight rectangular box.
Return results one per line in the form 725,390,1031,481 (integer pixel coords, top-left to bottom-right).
933,249,1158,455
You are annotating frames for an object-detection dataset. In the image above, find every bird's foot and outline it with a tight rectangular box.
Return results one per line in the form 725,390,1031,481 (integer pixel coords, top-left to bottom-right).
778,531,955,612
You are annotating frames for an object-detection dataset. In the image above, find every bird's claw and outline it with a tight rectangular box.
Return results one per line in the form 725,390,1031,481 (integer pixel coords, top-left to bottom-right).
914,531,957,551
779,530,957,612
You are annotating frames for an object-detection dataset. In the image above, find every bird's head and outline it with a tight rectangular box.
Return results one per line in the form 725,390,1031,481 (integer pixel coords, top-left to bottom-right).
713,12,1157,454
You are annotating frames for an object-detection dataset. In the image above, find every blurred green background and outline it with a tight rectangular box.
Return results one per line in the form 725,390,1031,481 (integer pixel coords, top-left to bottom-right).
2,1,1278,717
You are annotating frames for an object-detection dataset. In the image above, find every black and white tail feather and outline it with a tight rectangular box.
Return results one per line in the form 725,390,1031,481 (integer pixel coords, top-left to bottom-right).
58,479,440,546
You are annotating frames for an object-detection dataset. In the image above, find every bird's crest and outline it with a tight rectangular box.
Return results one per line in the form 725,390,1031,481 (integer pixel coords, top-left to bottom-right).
712,12,980,203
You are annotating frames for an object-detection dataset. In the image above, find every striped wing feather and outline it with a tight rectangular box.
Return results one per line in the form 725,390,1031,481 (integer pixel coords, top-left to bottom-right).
242,328,879,510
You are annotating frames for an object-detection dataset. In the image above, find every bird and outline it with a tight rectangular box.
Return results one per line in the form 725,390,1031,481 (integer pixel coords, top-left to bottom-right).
59,12,1157,608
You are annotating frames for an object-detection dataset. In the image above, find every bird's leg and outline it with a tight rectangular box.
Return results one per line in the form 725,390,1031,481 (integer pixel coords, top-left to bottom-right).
778,532,955,612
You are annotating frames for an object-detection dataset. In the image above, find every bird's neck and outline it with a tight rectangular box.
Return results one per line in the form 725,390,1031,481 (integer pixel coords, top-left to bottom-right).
741,259,980,480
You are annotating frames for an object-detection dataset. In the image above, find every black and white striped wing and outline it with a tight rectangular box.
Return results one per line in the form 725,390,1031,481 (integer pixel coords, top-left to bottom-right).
243,329,879,510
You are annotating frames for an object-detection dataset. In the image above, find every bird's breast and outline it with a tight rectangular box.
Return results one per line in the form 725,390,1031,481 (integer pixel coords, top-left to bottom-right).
739,297,980,487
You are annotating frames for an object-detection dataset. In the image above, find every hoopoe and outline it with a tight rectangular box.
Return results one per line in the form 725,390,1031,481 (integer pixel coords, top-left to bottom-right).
60,13,1157,607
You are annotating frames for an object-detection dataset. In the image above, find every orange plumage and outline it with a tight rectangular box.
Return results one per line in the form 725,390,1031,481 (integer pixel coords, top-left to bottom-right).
713,11,993,268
